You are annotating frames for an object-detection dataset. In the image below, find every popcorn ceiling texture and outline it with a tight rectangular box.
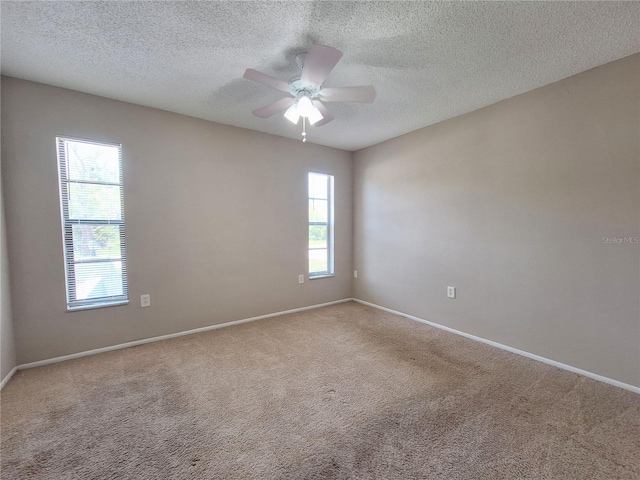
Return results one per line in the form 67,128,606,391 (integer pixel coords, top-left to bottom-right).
1,1,639,150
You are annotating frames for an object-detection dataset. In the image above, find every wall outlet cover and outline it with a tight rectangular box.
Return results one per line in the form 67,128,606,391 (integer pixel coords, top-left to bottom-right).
141,294,151,307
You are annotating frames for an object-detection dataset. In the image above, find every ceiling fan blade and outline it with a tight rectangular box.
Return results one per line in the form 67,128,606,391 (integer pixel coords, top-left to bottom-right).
312,101,335,127
251,97,296,118
243,68,290,93
301,45,343,86
319,85,376,103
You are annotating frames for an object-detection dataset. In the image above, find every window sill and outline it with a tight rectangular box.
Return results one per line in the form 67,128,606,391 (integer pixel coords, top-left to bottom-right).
309,274,335,280
67,300,129,312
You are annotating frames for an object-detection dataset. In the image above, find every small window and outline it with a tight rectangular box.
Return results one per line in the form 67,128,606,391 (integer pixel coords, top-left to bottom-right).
308,172,334,278
57,137,128,310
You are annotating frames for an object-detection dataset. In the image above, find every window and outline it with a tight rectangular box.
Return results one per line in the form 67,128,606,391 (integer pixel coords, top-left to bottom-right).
308,172,334,277
57,137,128,310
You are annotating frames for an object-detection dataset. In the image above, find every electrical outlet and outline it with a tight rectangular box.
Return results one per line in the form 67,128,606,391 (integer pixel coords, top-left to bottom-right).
354,270,358,278
141,294,151,307
298,274,304,284
447,286,456,299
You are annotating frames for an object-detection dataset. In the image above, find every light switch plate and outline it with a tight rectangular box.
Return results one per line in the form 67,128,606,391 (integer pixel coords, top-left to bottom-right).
447,286,456,299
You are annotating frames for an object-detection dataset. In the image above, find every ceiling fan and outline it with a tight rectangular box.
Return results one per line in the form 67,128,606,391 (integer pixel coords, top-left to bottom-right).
243,44,376,142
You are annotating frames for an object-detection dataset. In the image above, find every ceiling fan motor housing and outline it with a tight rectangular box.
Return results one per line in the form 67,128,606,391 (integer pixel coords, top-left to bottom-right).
288,79,320,99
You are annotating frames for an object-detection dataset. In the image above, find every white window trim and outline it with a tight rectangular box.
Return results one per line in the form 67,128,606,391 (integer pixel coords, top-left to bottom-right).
308,172,334,278
57,136,129,311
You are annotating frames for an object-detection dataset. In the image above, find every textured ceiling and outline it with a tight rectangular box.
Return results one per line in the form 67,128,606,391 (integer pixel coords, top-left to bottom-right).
1,1,639,151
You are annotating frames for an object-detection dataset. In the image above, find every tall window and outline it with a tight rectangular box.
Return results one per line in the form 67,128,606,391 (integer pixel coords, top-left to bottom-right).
57,137,128,310
308,172,334,277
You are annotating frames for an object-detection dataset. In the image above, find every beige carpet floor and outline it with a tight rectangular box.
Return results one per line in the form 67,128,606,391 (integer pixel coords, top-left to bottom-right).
1,301,639,479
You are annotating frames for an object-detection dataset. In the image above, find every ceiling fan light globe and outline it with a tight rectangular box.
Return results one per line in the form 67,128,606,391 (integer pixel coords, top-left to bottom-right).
297,95,314,117
284,104,300,124
307,106,324,125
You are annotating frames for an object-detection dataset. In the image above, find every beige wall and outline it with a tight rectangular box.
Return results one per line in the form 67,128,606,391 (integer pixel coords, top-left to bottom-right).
2,55,638,388
1,77,352,364
353,54,640,387
1,154,17,380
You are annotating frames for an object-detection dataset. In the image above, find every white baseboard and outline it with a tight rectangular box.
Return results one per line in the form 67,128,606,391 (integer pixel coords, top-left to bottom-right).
8,297,638,395
353,298,640,395
15,298,353,372
0,366,17,391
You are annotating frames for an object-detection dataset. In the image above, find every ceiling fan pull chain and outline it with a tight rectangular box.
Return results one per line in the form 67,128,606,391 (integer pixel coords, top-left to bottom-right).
302,116,307,142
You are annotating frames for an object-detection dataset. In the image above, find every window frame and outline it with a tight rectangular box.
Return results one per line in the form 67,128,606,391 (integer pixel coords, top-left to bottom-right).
308,172,334,279
56,136,129,311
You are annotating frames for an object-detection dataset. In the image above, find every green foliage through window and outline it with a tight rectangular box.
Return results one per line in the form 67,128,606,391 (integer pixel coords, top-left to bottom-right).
57,137,129,309
308,173,334,277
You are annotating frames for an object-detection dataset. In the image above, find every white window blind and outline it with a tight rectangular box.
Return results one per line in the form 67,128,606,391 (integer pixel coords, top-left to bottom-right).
308,172,334,277
57,137,129,310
